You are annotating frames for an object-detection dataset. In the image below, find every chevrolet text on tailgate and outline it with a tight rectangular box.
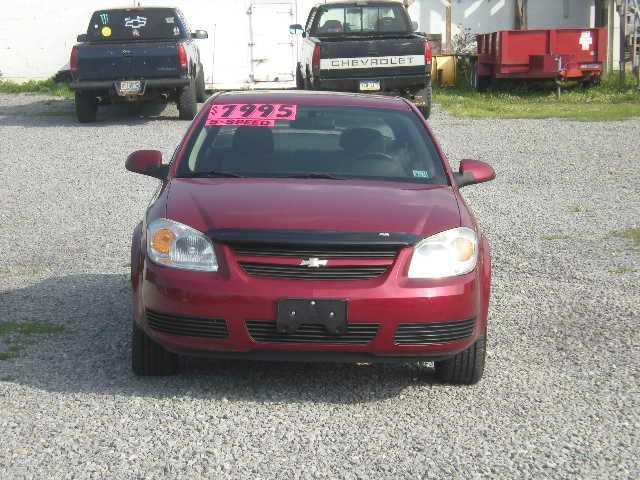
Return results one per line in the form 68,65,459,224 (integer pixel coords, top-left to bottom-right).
69,7,208,123
291,0,433,117
125,90,496,385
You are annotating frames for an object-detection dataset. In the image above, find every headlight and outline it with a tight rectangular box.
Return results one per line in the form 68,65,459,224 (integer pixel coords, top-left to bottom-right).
146,218,218,272
408,227,478,279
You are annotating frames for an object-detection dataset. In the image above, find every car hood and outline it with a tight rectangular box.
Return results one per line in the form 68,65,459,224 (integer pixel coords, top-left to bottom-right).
165,178,460,238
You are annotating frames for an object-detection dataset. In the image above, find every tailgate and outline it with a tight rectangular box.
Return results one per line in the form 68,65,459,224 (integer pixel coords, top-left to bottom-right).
77,42,181,81
319,37,425,79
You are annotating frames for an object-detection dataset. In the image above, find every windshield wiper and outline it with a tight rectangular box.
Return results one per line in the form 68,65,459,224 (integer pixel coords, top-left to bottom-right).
189,171,245,178
286,173,346,180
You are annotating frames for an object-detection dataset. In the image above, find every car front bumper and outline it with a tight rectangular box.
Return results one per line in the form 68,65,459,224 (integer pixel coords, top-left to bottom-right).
133,246,489,362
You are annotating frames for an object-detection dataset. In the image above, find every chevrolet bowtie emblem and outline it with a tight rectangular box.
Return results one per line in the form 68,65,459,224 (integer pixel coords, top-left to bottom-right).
300,258,328,268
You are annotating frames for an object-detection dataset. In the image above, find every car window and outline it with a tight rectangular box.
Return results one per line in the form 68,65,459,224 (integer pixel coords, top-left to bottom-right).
86,9,184,41
314,5,410,35
179,104,448,185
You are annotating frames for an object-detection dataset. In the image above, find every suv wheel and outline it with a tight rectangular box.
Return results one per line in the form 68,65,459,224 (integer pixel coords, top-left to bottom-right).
75,91,97,123
296,64,304,89
435,337,486,385
131,323,178,376
178,82,198,120
195,66,206,103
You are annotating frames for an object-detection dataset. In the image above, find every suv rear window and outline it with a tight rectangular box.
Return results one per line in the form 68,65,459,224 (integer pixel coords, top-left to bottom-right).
86,9,184,41
178,104,448,185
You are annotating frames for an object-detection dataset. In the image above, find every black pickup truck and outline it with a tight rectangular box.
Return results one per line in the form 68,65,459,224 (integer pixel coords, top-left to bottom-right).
291,1,432,117
69,7,207,122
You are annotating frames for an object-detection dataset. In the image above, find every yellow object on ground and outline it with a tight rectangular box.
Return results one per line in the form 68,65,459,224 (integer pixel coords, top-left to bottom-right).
431,55,457,86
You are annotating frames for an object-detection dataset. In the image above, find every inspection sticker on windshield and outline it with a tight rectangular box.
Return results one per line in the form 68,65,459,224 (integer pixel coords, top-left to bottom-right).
412,170,431,178
206,104,297,127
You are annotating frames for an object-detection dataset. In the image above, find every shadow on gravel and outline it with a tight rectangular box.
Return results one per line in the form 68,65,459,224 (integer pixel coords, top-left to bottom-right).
0,99,188,127
0,274,439,402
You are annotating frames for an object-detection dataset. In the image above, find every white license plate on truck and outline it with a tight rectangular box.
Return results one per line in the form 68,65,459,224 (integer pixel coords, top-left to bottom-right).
359,80,380,91
116,81,143,95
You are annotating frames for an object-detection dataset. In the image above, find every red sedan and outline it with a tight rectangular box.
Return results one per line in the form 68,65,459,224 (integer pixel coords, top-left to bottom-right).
126,90,495,384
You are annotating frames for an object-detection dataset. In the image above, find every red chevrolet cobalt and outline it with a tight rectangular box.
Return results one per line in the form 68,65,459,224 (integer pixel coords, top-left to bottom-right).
126,91,495,384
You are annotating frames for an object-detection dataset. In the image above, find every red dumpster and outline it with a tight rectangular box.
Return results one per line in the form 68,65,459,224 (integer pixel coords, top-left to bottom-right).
473,28,607,90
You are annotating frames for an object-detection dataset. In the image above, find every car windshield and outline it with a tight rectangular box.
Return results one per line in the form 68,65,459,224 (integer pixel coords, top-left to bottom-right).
314,5,410,35
86,9,183,41
177,103,448,185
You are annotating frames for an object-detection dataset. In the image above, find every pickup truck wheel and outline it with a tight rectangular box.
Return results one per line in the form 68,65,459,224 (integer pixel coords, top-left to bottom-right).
434,337,486,385
177,83,198,120
75,91,97,123
412,78,432,119
131,323,178,376
195,66,206,103
296,64,304,89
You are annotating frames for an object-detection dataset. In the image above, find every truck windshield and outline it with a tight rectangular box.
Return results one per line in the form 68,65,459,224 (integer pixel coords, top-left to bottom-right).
86,9,183,41
314,5,410,35
178,104,448,185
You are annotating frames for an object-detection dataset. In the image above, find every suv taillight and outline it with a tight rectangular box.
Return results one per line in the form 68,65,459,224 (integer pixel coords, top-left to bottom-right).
70,46,79,72
178,44,188,69
424,41,432,67
312,45,321,72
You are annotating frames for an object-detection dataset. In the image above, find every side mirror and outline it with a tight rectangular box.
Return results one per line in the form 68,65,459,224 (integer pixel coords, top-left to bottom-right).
454,159,495,187
411,21,419,31
191,29,208,39
289,23,303,34
77,34,88,42
126,150,168,179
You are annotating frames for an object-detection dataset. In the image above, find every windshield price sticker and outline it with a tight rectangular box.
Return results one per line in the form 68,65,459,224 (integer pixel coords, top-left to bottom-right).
206,104,297,127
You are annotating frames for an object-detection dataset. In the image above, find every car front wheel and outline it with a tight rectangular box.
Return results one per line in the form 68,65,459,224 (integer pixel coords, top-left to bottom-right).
131,323,178,376
435,337,486,385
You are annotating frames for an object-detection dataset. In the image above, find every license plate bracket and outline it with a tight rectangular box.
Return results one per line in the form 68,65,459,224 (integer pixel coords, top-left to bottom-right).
359,80,381,91
116,80,143,96
277,299,348,335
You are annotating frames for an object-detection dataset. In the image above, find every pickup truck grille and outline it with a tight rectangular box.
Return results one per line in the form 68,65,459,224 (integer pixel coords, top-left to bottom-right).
230,244,399,281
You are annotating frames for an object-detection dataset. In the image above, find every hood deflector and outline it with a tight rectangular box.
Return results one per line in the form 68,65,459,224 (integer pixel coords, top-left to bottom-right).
206,229,422,248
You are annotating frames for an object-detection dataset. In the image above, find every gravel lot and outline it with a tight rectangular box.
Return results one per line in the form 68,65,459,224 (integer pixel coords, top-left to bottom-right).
0,93,638,479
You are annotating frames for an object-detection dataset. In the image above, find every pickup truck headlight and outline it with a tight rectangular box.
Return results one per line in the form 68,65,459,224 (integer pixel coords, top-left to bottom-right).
408,227,478,279
147,218,218,272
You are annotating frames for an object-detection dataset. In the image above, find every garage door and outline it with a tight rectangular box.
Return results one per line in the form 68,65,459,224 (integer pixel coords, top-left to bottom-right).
248,1,296,83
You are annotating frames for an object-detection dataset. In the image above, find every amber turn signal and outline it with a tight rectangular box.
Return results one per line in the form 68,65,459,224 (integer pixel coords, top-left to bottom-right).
150,228,176,255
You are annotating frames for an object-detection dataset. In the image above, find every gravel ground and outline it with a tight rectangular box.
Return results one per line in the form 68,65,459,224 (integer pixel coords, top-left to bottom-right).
0,93,638,479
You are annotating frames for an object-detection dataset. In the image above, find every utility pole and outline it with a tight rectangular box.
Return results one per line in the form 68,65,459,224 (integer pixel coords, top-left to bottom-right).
608,0,616,72
445,2,452,53
620,0,628,83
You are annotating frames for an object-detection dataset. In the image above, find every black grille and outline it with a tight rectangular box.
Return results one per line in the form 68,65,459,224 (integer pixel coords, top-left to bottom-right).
146,309,228,340
232,244,399,259
246,321,379,345
395,318,476,345
239,263,388,280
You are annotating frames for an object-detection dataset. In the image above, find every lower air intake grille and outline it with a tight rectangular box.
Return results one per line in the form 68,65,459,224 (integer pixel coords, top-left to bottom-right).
239,263,388,280
246,321,379,345
146,309,228,340
394,318,476,345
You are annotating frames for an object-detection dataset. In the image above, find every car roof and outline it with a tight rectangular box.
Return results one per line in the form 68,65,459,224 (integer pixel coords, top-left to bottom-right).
211,90,411,110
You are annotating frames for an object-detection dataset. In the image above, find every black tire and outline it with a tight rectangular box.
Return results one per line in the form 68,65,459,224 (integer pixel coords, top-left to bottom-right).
435,337,486,385
295,64,304,90
131,323,178,376
75,91,97,123
195,66,206,103
412,77,432,119
177,82,198,120
303,69,313,90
